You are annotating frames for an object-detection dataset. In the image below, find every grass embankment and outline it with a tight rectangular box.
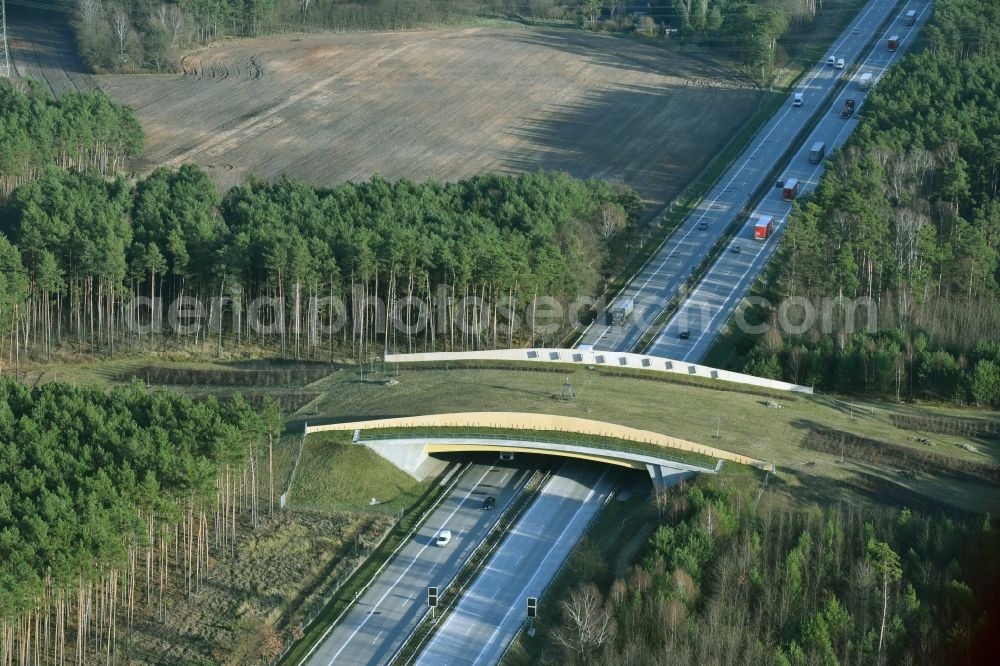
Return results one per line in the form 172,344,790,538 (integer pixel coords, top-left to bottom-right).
289,432,430,515
277,435,456,665
26,356,1000,515
302,365,999,513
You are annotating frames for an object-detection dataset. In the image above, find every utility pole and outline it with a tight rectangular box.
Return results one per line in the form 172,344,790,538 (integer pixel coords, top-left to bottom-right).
0,0,11,78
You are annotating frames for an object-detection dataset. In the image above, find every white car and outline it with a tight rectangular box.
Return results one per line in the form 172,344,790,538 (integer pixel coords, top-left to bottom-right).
827,56,836,66
836,58,845,70
435,529,452,547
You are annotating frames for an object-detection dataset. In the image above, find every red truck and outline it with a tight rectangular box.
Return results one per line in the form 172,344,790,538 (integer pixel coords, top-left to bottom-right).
782,178,800,201
841,99,856,118
888,35,899,51
754,215,775,240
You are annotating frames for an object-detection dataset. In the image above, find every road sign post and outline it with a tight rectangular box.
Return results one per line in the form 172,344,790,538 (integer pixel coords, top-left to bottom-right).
527,596,538,636
428,586,438,619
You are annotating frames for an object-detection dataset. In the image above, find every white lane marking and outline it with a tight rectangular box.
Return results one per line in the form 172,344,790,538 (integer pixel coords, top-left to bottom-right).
624,0,888,303
467,469,612,666
372,631,383,646
655,1,931,361
583,0,895,352
324,463,499,665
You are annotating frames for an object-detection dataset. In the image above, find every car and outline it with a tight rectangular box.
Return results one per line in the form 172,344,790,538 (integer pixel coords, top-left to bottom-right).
499,452,514,461
851,28,860,35
482,496,496,510
827,55,836,66
775,179,785,188
836,58,845,70
435,529,452,547
732,245,742,254
679,330,691,340
697,221,708,230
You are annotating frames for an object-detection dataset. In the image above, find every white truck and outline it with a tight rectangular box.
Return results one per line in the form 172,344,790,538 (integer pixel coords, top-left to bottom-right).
858,72,873,90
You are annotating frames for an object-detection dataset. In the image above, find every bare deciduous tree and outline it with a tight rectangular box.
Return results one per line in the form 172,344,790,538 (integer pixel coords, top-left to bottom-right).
598,202,627,241
78,0,98,24
168,5,184,49
552,584,617,663
113,11,130,59
701,503,718,537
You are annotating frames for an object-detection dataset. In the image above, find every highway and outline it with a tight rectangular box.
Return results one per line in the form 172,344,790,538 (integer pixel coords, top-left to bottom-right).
648,0,934,363
413,460,617,666
301,456,534,666
575,0,902,353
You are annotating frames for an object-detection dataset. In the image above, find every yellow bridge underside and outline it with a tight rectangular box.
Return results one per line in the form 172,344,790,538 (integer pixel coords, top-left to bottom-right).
423,443,649,470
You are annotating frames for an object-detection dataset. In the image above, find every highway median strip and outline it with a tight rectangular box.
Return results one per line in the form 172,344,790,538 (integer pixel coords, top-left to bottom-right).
387,467,554,666
279,461,471,666
630,0,907,357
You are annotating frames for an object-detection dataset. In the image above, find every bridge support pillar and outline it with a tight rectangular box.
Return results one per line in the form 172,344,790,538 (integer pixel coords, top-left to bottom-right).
646,464,698,490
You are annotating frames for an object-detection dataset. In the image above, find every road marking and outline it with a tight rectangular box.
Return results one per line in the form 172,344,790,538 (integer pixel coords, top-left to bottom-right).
652,1,931,362
583,0,895,352
373,630,383,646
323,463,500,665
465,469,612,666
626,2,868,299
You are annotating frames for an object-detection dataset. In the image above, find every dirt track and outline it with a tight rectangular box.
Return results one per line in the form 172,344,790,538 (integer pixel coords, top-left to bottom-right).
96,27,762,208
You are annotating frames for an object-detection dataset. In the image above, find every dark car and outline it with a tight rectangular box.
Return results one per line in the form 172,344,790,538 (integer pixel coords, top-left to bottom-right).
679,330,691,340
482,496,496,510
697,221,709,230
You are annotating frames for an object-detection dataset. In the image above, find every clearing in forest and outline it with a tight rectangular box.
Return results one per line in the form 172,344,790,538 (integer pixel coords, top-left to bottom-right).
96,27,762,208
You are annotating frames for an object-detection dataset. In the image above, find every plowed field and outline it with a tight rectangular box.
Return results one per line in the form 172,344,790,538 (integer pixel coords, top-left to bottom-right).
97,27,762,208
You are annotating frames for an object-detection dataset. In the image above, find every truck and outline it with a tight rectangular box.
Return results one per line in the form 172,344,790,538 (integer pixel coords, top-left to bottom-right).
809,141,826,164
841,99,856,118
782,178,800,201
904,9,916,26
608,298,634,326
858,72,873,90
754,215,775,240
888,35,899,51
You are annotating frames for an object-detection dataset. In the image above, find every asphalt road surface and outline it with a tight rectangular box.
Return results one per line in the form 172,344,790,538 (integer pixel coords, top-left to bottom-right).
575,0,902,353
5,4,95,95
302,456,533,666
649,1,934,363
413,460,617,666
